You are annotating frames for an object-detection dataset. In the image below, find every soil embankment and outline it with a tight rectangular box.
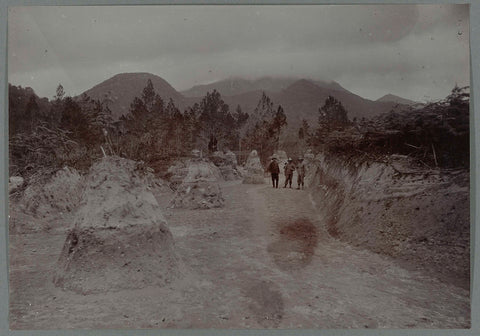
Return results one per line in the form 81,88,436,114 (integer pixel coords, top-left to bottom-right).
305,153,470,289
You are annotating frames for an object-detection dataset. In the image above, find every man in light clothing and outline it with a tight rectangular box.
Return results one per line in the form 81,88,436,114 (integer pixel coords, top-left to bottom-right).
284,158,296,188
296,157,306,189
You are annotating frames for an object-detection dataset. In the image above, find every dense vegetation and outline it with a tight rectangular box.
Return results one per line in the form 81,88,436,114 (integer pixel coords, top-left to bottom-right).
9,79,469,180
9,80,288,177
301,86,470,169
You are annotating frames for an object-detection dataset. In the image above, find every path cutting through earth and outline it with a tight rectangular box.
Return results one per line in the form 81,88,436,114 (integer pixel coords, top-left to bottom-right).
9,179,470,329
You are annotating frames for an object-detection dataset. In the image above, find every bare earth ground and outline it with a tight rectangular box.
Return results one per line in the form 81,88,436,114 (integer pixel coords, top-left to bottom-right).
9,178,470,329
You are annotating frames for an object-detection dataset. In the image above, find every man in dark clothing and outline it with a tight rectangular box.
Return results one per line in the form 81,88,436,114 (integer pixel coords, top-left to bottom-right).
267,157,280,188
284,158,296,188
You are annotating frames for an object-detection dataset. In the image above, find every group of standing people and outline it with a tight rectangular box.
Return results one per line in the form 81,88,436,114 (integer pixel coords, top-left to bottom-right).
267,156,306,189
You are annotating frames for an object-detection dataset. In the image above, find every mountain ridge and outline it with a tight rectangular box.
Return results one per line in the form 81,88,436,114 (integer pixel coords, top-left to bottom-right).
75,72,405,130
181,76,349,98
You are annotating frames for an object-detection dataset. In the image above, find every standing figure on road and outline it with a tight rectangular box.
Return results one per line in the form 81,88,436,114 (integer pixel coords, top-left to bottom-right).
284,158,296,188
296,157,306,189
267,156,280,188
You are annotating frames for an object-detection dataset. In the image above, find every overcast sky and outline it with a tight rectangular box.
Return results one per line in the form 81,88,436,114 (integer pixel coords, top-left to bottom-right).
8,4,470,102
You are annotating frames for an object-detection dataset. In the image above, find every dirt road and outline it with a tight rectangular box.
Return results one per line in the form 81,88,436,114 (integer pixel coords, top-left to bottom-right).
9,179,470,329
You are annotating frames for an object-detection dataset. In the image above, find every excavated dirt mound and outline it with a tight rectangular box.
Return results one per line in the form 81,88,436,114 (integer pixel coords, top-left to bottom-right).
210,150,237,167
166,156,224,186
170,182,224,209
20,167,84,218
170,159,225,209
210,151,242,181
225,150,238,166
182,159,222,183
53,156,181,294
243,150,265,184
218,166,242,181
9,167,84,233
165,159,189,188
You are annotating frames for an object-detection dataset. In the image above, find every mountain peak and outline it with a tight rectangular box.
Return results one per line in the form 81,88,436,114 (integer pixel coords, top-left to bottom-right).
285,79,326,94
81,72,184,119
376,94,417,105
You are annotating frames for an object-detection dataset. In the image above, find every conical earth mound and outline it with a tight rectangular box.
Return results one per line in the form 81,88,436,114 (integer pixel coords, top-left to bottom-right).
170,158,225,209
243,150,265,184
53,156,181,294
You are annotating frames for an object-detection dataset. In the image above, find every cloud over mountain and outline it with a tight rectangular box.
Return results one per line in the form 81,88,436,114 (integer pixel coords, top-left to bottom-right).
9,5,469,102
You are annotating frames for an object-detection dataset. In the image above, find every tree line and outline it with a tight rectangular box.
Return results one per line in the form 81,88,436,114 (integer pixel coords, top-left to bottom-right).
9,80,288,176
9,79,469,179
297,86,470,169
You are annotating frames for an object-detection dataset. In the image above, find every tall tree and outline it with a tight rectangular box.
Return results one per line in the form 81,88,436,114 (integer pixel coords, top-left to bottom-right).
253,92,275,120
241,95,287,163
198,90,236,151
298,119,310,140
234,104,249,129
313,95,350,147
60,97,89,142
54,84,65,102
318,95,349,125
128,97,148,132
142,79,156,110
151,94,165,116
270,105,287,150
24,95,39,131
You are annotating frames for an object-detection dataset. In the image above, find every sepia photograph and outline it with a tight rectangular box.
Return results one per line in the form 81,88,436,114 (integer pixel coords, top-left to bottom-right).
6,3,471,330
